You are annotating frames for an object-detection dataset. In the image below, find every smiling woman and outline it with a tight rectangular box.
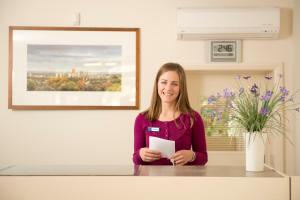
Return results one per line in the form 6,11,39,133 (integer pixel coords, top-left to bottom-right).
157,71,180,105
133,63,208,166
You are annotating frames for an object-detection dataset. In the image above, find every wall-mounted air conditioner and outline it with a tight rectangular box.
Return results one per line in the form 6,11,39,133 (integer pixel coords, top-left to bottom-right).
177,7,280,40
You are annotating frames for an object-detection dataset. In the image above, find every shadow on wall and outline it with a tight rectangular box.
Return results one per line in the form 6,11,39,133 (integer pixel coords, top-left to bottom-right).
280,8,293,38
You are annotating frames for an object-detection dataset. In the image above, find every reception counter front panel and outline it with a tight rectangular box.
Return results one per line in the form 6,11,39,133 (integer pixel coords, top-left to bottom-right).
0,165,289,200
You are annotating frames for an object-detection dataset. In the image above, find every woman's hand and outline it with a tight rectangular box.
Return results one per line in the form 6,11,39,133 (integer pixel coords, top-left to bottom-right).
139,148,161,162
170,150,194,166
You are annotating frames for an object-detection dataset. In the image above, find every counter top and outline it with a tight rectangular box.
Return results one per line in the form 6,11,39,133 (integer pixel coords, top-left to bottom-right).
0,165,137,176
0,165,284,177
138,165,283,177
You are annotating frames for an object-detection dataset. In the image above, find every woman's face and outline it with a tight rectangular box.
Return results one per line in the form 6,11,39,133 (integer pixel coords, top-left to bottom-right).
157,71,180,104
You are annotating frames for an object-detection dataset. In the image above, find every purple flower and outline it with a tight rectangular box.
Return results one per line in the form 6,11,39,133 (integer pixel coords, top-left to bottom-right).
260,107,269,116
223,88,235,98
208,95,216,104
264,75,273,80
210,111,215,119
280,96,286,102
250,84,259,95
260,90,273,101
217,111,222,120
236,75,241,80
266,90,273,96
280,87,289,96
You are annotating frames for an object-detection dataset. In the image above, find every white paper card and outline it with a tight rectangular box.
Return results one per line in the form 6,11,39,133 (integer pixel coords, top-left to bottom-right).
149,136,175,158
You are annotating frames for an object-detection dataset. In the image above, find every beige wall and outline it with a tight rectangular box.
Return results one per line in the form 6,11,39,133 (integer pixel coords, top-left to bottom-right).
0,0,297,173
294,0,300,175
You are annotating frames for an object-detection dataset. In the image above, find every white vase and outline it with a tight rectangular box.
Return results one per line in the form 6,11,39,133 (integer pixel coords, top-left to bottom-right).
245,132,267,172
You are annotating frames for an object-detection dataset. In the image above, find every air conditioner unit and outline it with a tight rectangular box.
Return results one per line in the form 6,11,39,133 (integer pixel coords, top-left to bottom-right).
177,7,280,40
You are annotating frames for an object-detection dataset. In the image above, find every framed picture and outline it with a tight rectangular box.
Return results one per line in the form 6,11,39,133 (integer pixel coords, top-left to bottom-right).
8,26,140,110
208,40,242,62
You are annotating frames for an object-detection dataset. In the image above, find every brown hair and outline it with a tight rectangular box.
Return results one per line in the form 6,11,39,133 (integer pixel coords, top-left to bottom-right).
143,62,195,126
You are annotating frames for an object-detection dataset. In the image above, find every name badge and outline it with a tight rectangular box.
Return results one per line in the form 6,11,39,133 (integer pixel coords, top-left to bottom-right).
147,127,160,132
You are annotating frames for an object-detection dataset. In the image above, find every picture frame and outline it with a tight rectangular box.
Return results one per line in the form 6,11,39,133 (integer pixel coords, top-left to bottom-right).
208,40,242,63
8,26,140,110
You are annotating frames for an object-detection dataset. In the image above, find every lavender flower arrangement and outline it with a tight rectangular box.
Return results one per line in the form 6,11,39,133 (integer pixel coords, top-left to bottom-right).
206,74,300,135
200,94,232,137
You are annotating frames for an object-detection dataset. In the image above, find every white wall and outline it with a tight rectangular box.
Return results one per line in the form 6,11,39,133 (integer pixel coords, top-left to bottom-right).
0,0,296,173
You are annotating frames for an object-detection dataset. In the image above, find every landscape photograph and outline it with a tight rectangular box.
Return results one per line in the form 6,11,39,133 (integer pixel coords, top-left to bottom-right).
27,44,122,92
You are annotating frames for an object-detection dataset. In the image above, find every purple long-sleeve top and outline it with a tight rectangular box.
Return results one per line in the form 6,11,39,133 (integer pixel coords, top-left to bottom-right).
133,111,207,165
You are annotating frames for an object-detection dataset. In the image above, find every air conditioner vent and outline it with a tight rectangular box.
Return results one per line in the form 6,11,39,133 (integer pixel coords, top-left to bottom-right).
177,7,280,40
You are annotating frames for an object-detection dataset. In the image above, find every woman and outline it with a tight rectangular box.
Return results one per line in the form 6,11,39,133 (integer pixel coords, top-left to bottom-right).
133,63,207,165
